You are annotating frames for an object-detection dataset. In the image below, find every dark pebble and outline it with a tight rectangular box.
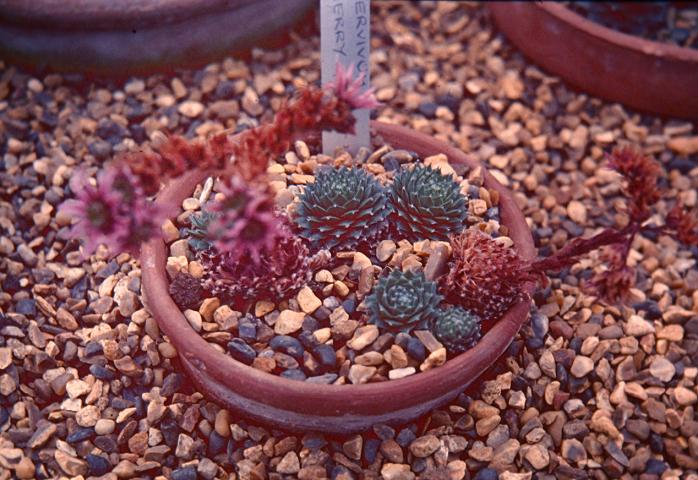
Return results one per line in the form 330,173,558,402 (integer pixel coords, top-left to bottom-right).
302,316,320,332
331,465,354,480
237,315,257,342
312,344,337,371
526,337,544,349
70,275,89,299
67,427,94,443
649,433,664,454
406,337,427,362
88,140,112,160
474,468,499,480
94,435,118,453
314,306,331,322
227,338,257,365
363,438,380,464
208,430,228,456
302,433,327,450
384,156,401,172
646,458,667,475
2,275,21,294
160,411,180,447
86,453,111,476
412,458,427,473
280,369,307,381
298,330,319,349
83,342,103,357
395,427,416,448
15,298,36,316
161,373,184,397
531,313,549,338
418,101,438,118
485,206,500,221
0,407,8,427
269,335,305,360
342,297,357,314
171,466,197,480
373,424,395,441
90,364,116,380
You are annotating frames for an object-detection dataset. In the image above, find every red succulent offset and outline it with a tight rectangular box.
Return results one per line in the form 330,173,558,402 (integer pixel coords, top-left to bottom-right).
326,62,381,110
606,145,662,222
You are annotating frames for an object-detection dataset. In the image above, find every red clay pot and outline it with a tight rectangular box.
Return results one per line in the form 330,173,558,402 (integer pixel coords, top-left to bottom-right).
140,121,536,433
488,2,698,119
0,0,314,75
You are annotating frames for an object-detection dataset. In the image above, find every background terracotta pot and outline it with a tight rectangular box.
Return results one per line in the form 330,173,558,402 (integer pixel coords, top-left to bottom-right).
140,121,536,433
0,0,315,75
487,2,698,120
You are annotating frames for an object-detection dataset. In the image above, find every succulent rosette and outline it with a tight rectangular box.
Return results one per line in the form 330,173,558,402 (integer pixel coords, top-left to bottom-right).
432,306,481,354
294,167,391,251
389,164,467,242
365,269,443,333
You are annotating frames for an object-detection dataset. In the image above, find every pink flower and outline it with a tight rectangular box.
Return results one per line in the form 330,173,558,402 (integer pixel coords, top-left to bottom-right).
207,178,285,265
59,167,130,255
325,62,381,110
59,164,165,257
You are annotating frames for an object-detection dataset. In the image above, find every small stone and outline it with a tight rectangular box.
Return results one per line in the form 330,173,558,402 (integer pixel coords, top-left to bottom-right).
409,435,441,457
348,364,376,384
476,415,501,436
76,405,100,427
276,451,300,474
524,444,550,469
562,438,587,463
381,463,415,480
66,379,90,399
389,345,409,369
667,136,698,155
55,450,88,476
27,422,57,448
355,351,384,366
674,386,698,406
184,310,203,332
420,348,447,371
275,310,306,335
15,456,35,479
175,433,195,459
414,330,443,352
0,348,12,369
389,367,416,380
624,315,655,337
570,356,594,377
347,325,379,350
567,201,587,223
649,357,675,382
178,101,204,117
199,297,220,322
227,339,256,365
343,435,363,461
377,240,397,262
297,287,322,314
94,419,115,435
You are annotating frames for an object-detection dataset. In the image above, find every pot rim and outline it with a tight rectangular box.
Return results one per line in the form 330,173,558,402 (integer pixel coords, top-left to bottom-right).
140,120,536,415
534,2,698,62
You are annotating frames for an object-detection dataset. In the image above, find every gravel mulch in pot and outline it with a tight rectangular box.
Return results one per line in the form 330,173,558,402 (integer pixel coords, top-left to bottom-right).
165,141,509,385
1,2,697,479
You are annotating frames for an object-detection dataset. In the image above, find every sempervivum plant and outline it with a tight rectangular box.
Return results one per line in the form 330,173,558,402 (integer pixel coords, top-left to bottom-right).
432,306,481,354
294,167,390,251
182,210,217,252
389,164,467,242
365,269,443,333
199,220,312,305
440,228,528,323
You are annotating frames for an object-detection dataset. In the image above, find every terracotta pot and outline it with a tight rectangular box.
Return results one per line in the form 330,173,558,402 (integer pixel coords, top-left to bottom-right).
487,2,698,119
0,0,314,75
140,121,536,433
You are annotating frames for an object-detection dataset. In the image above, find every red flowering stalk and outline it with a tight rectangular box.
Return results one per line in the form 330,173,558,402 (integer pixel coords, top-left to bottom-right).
121,71,372,193
60,62,379,259
442,145,697,315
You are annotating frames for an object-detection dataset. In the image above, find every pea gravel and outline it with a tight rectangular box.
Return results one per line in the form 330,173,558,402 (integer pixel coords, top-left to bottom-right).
1,2,697,479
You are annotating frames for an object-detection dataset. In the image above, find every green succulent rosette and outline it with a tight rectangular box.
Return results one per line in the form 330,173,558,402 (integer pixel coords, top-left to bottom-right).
432,306,481,354
365,269,443,333
294,167,390,250
389,164,467,242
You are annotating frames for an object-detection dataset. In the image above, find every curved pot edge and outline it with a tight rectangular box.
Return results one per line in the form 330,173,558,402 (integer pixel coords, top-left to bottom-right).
140,121,535,432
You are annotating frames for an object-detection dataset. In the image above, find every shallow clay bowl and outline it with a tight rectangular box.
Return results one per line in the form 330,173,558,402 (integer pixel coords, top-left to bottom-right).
140,121,536,434
488,2,698,119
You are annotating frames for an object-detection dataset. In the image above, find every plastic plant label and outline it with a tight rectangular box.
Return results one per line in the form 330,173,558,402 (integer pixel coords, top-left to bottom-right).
320,0,371,155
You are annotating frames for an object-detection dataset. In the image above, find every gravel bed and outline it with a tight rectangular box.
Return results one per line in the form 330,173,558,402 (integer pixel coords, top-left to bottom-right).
1,2,697,479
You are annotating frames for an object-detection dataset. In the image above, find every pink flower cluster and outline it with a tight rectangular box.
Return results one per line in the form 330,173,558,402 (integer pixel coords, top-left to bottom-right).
59,165,165,256
206,177,286,265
